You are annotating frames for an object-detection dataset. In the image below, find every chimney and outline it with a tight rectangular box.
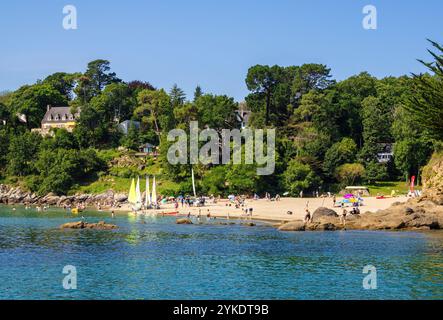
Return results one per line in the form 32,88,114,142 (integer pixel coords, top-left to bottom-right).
47,105,51,112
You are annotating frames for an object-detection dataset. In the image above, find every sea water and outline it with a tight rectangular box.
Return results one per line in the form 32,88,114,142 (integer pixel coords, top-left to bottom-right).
0,205,442,300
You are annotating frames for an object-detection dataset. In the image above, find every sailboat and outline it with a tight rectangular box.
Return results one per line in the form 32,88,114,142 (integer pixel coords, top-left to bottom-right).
135,177,142,211
145,176,151,209
151,176,157,208
191,168,197,198
128,177,142,211
128,178,136,204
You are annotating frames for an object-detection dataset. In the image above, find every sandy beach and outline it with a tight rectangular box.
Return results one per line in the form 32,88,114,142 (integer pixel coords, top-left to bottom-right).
114,196,409,223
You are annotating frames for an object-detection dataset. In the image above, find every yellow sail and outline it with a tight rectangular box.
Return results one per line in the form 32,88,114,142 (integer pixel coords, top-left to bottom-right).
128,178,136,204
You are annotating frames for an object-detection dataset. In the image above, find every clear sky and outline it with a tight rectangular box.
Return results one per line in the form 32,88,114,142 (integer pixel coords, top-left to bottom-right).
1,0,442,101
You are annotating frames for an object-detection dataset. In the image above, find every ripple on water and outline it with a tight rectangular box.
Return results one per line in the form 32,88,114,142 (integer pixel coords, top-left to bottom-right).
0,206,442,299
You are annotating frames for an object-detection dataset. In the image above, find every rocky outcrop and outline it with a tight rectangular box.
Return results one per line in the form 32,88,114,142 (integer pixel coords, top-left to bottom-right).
60,221,118,230
0,184,129,208
421,152,443,205
345,199,443,231
176,218,193,224
311,207,339,221
278,221,306,231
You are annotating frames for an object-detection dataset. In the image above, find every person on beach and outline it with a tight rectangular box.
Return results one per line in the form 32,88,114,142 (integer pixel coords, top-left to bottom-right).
341,209,347,226
333,195,336,207
249,207,253,217
304,209,311,223
300,190,303,198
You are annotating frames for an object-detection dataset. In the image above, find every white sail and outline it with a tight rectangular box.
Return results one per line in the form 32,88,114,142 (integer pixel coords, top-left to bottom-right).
191,168,197,198
145,176,151,207
151,176,157,206
134,176,142,210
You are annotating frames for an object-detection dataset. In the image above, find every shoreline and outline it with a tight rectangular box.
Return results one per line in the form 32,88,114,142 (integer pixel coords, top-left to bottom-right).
7,194,443,232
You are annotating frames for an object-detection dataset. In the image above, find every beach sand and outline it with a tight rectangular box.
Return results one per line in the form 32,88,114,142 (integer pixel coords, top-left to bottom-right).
113,196,408,223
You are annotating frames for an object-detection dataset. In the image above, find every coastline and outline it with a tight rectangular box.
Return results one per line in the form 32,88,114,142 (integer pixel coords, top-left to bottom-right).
2,183,442,232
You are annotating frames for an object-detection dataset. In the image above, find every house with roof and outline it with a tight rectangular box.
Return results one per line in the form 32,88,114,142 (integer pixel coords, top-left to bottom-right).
135,142,159,158
376,143,394,163
32,105,80,135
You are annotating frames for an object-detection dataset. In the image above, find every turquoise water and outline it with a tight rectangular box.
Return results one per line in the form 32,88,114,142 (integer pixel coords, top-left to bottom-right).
0,205,442,300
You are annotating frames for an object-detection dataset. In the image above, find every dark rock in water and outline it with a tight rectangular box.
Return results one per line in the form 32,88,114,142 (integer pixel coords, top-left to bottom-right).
278,221,305,232
318,222,337,231
60,221,118,230
312,207,338,221
176,218,193,225
241,222,256,227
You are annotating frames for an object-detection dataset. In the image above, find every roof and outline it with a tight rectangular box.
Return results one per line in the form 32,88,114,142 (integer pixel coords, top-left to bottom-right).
42,106,80,124
140,143,156,148
345,186,369,190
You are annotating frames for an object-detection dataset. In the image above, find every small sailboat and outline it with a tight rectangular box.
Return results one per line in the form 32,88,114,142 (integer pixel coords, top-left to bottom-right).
151,176,158,209
128,177,142,212
191,168,197,198
145,176,151,208
128,178,136,204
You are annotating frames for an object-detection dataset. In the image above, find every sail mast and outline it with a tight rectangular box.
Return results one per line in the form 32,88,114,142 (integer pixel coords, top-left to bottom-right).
191,168,197,198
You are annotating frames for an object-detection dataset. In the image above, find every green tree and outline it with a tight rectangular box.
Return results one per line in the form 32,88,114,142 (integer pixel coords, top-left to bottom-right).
283,160,321,195
359,96,393,163
170,84,186,108
194,94,238,131
245,65,282,126
193,85,203,101
74,60,120,103
335,163,365,186
406,40,443,140
226,164,260,194
43,72,79,100
323,138,358,176
364,161,389,184
135,89,174,141
7,131,42,176
8,83,68,128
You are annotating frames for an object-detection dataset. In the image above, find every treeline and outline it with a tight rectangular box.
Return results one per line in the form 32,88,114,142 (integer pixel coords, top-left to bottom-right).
0,41,443,196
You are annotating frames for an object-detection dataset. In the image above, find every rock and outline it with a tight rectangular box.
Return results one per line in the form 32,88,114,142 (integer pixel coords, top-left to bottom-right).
241,222,256,227
278,221,306,232
312,207,339,221
60,221,118,230
176,218,193,225
404,207,414,215
318,222,337,231
114,194,128,203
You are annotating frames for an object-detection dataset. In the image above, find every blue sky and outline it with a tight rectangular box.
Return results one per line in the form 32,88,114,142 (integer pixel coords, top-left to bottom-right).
1,0,442,101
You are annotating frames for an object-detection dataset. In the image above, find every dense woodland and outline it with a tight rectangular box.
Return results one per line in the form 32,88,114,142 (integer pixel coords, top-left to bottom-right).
0,41,443,197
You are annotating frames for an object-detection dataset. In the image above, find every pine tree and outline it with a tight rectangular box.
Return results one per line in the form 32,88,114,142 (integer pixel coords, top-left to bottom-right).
406,40,443,140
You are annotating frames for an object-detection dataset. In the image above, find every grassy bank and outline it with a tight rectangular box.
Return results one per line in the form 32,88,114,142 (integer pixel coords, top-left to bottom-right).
366,181,420,196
